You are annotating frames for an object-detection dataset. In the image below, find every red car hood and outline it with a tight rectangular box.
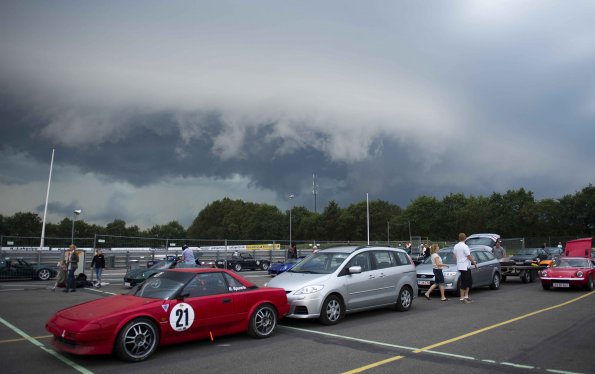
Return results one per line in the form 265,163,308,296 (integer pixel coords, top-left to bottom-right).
56,295,161,322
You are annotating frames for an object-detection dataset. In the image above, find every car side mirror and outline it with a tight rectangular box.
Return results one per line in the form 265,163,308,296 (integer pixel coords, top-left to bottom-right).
348,266,362,274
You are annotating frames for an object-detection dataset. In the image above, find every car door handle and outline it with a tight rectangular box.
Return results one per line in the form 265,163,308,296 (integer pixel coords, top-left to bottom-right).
222,298,232,304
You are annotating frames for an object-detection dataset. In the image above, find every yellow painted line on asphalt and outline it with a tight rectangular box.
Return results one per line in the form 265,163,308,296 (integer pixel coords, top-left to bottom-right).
0,334,52,344
342,355,405,374
413,291,594,353
340,291,593,373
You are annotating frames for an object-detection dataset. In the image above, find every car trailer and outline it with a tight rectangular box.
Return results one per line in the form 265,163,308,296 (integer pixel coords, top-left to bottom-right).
500,263,547,283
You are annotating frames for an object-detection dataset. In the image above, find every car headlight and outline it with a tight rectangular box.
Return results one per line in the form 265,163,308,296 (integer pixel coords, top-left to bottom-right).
294,285,324,295
577,271,584,278
541,271,548,277
444,272,458,277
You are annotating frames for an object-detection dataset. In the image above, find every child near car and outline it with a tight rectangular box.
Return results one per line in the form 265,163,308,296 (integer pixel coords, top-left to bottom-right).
52,259,67,291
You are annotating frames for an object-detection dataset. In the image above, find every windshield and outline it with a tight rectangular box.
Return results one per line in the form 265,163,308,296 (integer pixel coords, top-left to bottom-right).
554,259,589,268
289,252,349,274
422,252,456,265
517,249,538,256
149,258,177,270
130,271,192,299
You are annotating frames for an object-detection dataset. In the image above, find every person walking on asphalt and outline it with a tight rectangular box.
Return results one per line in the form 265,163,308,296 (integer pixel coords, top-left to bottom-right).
424,244,449,301
91,248,105,288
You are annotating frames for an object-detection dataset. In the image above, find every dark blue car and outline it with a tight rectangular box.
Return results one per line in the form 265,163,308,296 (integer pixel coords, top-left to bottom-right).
268,256,306,275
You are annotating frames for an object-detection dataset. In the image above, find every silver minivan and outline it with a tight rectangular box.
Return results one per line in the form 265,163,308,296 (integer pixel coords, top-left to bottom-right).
265,246,418,325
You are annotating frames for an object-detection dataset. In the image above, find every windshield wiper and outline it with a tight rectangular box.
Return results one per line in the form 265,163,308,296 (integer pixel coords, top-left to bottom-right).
291,270,320,274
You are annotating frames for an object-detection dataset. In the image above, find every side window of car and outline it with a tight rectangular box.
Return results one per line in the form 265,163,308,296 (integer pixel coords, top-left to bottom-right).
182,275,208,298
372,251,395,269
392,251,410,266
483,251,496,261
223,273,248,292
471,252,483,264
183,273,229,297
348,252,371,272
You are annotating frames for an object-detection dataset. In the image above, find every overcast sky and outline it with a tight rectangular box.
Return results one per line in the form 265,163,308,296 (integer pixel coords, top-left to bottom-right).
1,1,594,229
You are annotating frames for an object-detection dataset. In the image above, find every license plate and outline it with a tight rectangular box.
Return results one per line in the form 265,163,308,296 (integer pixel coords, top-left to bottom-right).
124,282,131,287
553,282,569,288
418,280,431,286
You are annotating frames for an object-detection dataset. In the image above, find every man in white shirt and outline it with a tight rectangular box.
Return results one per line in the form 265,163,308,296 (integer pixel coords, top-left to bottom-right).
182,244,196,265
453,233,477,304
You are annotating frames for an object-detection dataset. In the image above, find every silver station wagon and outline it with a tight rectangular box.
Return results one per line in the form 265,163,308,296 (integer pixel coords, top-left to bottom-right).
266,246,418,325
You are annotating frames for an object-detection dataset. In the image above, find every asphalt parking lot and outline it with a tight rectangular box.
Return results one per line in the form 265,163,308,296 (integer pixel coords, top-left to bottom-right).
1,269,594,374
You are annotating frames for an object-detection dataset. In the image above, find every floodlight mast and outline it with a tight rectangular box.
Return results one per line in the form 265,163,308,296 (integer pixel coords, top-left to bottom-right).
39,148,55,249
71,209,82,245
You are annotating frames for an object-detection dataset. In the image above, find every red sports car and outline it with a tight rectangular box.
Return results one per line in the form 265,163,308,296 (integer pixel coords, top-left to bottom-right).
46,268,290,362
540,257,595,291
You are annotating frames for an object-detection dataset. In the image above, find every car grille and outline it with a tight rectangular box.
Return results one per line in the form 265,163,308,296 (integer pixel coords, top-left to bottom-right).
417,274,433,279
294,306,309,315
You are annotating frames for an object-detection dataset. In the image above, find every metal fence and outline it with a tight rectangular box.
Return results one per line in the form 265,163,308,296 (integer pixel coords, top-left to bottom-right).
1,234,590,280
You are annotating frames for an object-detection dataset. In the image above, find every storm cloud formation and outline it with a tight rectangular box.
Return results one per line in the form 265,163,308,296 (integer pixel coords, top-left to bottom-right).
1,1,594,228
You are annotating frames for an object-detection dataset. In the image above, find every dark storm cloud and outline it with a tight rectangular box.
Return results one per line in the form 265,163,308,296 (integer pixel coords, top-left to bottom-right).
1,1,595,228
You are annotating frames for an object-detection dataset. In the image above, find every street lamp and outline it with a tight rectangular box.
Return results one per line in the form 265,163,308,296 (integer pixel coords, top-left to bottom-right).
387,221,390,246
288,194,295,247
71,209,82,245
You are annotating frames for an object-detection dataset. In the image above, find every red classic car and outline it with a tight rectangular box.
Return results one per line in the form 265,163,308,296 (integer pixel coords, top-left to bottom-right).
46,268,290,361
540,257,595,291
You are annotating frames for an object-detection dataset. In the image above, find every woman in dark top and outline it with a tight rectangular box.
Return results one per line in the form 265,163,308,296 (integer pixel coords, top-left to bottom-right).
90,248,106,288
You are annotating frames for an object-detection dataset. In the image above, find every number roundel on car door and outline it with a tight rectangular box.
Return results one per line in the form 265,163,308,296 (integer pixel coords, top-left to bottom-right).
169,303,195,331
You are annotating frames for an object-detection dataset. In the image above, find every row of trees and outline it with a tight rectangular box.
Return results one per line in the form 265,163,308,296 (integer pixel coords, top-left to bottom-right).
1,185,593,242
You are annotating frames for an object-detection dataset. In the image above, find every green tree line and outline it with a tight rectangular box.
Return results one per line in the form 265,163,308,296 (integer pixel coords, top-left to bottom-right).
1,185,593,242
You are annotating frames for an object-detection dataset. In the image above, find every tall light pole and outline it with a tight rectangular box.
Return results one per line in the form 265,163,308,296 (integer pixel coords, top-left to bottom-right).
40,148,55,249
387,221,390,246
71,209,82,245
288,194,294,247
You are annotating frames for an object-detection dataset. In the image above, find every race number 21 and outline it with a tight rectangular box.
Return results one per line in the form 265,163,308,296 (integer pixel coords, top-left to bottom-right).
169,303,195,331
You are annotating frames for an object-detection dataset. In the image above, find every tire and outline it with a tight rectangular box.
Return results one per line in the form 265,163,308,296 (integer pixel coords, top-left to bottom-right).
542,283,551,290
529,270,537,283
260,262,270,271
114,318,159,362
395,286,413,312
318,295,344,325
248,304,277,338
233,263,242,272
520,270,530,284
585,276,593,292
36,268,52,281
489,273,501,290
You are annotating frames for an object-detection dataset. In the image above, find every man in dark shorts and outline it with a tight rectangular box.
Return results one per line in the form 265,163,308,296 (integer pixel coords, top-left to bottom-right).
453,233,478,303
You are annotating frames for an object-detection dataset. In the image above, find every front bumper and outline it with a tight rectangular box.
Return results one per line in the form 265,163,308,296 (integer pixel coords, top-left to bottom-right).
285,293,325,319
46,321,113,355
417,273,459,291
540,277,587,288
